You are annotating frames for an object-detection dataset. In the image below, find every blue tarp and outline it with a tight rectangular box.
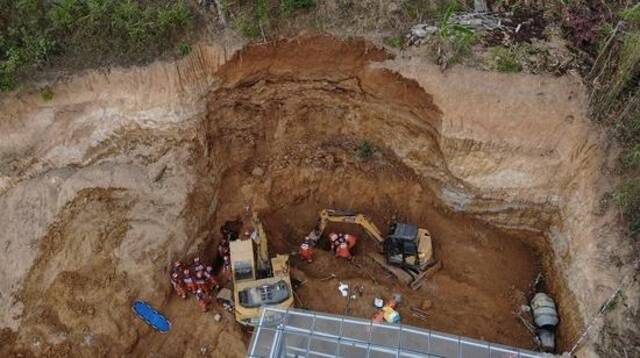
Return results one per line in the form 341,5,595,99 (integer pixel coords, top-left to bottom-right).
132,300,171,333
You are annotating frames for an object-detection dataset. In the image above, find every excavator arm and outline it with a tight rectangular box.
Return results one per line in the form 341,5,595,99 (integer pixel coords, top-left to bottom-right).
251,212,271,275
319,209,385,244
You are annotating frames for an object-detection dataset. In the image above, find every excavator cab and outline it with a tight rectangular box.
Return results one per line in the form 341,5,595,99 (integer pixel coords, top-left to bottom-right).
385,223,432,272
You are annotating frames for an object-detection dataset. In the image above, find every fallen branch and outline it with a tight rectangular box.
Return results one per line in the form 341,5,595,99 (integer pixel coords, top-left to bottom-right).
319,274,336,281
411,313,429,322
409,306,431,317
569,259,640,355
293,290,305,308
514,312,537,336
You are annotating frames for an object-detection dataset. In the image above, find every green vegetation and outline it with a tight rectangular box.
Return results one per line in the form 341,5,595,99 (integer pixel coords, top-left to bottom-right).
585,2,640,235
622,144,640,170
357,140,374,161
436,4,476,63
1,0,193,91
235,0,270,39
489,46,523,73
281,0,316,16
401,0,462,22
621,3,640,27
384,36,405,49
40,87,53,101
612,179,640,235
178,42,192,57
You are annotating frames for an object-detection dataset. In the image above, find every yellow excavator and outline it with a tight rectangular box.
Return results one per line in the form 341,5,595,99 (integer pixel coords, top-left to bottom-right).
229,213,294,326
318,209,441,289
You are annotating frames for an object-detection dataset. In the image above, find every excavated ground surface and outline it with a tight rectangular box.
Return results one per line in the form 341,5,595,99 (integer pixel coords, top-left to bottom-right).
1,35,637,357
198,70,547,349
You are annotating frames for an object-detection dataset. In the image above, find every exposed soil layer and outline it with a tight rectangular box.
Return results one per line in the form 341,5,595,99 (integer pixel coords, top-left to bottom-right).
189,36,577,351
3,35,637,357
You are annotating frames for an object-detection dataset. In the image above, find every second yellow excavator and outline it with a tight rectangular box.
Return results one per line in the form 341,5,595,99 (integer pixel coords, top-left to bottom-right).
318,209,441,289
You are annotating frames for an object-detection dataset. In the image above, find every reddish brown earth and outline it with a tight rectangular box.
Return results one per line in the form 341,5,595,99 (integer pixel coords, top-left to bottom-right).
3,34,635,358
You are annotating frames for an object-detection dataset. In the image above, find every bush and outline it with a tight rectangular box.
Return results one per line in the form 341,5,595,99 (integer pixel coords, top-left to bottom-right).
40,87,53,101
436,4,477,64
235,0,270,39
178,42,192,57
357,141,374,161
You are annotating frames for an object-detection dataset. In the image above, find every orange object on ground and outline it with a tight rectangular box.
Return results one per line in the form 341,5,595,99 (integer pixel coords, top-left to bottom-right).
299,242,313,263
344,234,357,249
373,298,399,323
335,242,352,259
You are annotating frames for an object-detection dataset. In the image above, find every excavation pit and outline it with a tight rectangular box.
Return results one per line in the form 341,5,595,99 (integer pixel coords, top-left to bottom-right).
187,35,581,352
6,34,626,357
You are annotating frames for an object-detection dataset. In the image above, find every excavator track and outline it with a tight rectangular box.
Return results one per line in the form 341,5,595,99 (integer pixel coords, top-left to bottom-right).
409,260,442,290
367,252,413,285
369,253,442,290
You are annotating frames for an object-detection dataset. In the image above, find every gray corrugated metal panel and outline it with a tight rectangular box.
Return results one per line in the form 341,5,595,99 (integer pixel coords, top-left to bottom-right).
248,307,543,358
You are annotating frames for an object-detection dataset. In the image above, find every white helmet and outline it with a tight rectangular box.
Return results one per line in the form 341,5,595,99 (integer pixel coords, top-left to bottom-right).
329,233,338,241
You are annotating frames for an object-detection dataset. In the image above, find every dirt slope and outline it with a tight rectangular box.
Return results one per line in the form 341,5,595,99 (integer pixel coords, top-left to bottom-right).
0,35,636,357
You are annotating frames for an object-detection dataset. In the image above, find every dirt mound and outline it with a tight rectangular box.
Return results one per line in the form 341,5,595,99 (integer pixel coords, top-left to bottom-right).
0,34,637,357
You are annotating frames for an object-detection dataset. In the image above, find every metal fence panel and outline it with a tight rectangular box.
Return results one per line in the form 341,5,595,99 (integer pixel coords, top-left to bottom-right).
248,307,544,358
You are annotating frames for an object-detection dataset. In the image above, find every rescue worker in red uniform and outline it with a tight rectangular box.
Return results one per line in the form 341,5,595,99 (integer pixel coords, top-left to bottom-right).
329,232,339,252
222,255,231,277
299,237,314,263
335,241,352,259
182,268,197,293
218,238,229,257
172,261,185,275
195,271,209,294
195,288,209,312
192,256,205,274
344,234,357,250
170,272,187,299
204,265,219,291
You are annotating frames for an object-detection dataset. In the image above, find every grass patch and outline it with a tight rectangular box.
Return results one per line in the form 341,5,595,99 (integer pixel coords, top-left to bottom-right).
586,4,640,234
613,179,640,235
357,140,375,161
384,36,405,49
489,46,523,73
621,4,640,28
622,144,640,170
233,0,271,39
1,0,193,91
281,0,316,16
40,87,53,101
432,4,477,64
178,42,192,57
401,0,462,22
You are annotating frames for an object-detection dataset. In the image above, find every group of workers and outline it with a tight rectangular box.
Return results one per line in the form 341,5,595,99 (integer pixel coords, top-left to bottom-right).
170,257,219,312
329,232,358,259
298,229,357,263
